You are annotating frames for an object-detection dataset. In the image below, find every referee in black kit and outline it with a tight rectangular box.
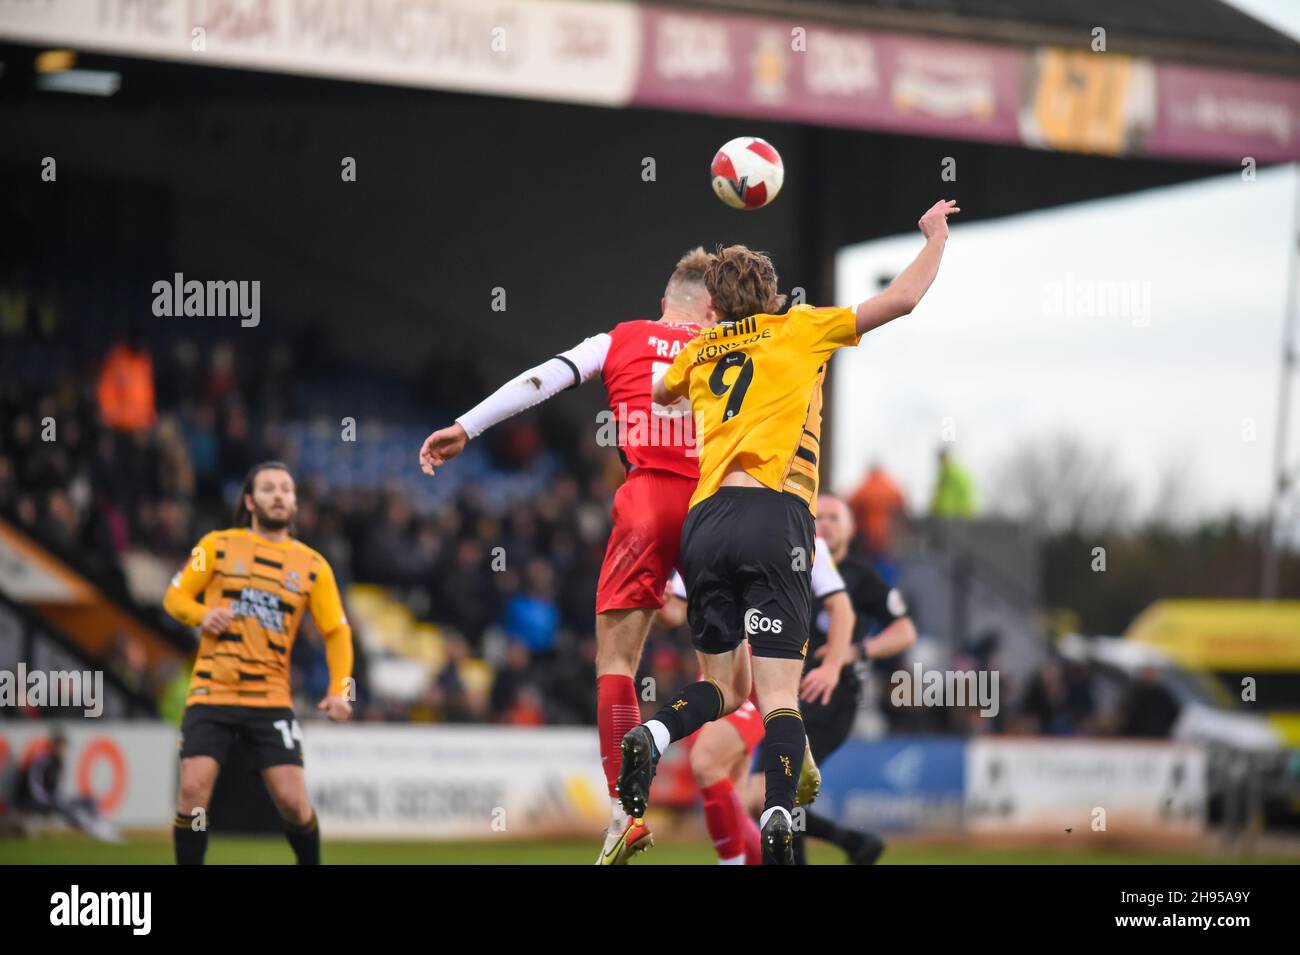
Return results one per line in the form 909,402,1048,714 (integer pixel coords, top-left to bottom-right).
795,492,917,864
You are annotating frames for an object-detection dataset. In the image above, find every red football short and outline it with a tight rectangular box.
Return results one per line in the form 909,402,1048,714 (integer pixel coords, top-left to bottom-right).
595,468,696,614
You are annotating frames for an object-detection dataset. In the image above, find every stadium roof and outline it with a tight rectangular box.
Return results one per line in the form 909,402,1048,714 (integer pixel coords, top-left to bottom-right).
682,0,1300,74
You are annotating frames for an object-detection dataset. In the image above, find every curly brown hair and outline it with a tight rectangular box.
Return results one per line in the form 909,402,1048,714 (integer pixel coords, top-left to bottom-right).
705,244,786,325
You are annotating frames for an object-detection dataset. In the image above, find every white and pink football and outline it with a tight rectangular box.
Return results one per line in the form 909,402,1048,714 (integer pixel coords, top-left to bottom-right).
710,136,784,210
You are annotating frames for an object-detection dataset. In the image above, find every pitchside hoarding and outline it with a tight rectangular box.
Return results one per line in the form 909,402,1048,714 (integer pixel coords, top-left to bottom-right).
816,737,967,834
0,0,642,104
0,722,1208,839
302,723,610,838
0,722,177,830
965,738,1208,836
0,0,1295,164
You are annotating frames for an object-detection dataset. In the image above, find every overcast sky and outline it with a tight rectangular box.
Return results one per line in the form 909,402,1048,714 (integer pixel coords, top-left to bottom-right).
830,164,1298,526
1222,0,1300,41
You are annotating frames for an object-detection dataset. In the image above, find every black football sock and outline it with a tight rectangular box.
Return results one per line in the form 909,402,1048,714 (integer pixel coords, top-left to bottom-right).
761,709,804,818
285,810,321,865
173,811,208,865
805,810,850,847
648,680,724,745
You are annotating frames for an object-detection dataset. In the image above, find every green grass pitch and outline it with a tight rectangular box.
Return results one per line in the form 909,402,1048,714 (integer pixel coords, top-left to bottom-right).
0,834,1289,865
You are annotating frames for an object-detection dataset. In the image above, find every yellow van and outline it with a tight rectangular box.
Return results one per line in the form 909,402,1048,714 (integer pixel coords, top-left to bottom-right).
1126,600,1300,745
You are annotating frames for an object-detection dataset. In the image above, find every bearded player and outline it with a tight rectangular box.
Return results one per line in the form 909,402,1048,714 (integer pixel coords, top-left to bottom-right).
163,461,354,865
419,249,715,863
622,199,958,863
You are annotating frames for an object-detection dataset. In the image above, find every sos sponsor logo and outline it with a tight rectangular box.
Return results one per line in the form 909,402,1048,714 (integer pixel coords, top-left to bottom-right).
744,608,784,635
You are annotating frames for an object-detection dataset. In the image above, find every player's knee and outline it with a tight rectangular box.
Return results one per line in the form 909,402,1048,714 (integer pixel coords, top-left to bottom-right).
178,776,213,812
688,742,714,783
691,738,722,779
689,732,735,787
277,796,313,827
595,611,649,676
718,674,751,715
594,640,638,677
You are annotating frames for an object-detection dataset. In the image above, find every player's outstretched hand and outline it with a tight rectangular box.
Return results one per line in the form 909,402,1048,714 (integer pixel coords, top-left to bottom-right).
419,422,469,475
317,694,353,721
800,661,841,706
200,607,234,636
918,199,960,242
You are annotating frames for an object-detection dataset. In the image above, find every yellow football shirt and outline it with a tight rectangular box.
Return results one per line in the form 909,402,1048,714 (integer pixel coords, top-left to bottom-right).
163,527,352,708
661,304,861,516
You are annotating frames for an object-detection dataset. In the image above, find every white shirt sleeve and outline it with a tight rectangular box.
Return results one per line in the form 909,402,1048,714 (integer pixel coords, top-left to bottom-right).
810,537,847,599
558,333,612,384
455,333,611,439
669,570,687,600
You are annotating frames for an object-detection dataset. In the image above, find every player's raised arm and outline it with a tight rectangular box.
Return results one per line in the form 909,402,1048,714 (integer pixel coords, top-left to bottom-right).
853,199,959,336
419,332,611,475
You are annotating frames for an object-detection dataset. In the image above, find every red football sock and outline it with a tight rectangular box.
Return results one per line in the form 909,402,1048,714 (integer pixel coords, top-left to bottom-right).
700,779,747,862
597,674,640,800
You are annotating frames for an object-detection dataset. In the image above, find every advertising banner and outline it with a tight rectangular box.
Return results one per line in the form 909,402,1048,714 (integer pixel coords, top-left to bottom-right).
0,0,641,105
816,737,966,834
303,723,609,838
635,7,1023,146
0,722,177,828
2,1,1296,163
965,738,1207,835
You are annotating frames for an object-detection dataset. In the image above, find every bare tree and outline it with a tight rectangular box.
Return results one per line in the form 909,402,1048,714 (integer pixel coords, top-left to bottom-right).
989,434,1135,535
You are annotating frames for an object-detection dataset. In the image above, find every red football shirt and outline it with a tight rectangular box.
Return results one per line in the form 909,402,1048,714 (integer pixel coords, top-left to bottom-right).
601,319,701,478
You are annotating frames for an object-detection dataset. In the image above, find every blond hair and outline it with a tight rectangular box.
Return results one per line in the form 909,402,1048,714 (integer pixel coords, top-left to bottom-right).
664,246,714,303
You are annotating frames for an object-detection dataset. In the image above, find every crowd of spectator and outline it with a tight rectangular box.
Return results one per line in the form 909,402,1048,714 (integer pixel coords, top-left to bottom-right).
0,316,711,727
0,312,1187,740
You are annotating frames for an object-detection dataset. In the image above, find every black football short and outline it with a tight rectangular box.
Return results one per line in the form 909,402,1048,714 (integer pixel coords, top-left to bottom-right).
679,486,815,660
179,704,304,769
801,688,858,763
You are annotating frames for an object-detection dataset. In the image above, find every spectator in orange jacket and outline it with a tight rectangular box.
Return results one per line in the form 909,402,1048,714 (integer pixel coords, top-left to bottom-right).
849,461,906,557
97,338,156,432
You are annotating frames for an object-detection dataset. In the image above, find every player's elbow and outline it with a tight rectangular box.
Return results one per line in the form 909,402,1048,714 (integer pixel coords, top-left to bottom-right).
161,587,187,623
890,288,922,317
895,617,918,651
324,622,355,652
